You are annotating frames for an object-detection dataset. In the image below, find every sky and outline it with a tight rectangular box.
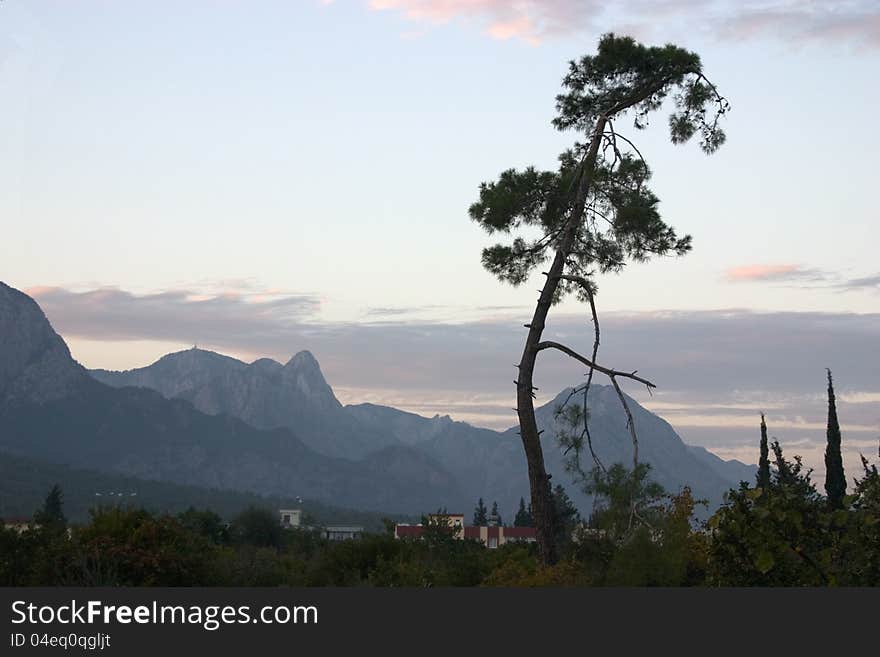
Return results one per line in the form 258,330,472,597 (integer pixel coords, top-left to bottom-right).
2,1,879,478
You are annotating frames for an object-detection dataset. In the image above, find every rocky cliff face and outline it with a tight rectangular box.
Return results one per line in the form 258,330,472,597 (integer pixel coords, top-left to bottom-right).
0,282,85,406
91,347,246,398
94,348,397,458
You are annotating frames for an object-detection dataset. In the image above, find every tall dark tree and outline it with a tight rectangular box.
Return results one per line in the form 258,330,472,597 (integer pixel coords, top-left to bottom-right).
514,497,534,527
34,484,66,529
824,369,846,508
469,34,728,564
757,414,771,490
489,501,503,527
551,484,582,556
473,498,488,526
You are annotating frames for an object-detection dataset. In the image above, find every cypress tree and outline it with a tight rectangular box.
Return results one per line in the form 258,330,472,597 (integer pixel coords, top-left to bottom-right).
757,414,771,491
514,497,531,527
824,369,846,508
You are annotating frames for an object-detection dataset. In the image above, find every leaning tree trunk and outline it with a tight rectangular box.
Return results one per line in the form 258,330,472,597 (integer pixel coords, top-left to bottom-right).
517,117,606,566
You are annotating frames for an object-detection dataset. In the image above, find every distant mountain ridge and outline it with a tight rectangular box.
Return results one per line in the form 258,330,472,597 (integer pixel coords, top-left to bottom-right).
1,281,754,518
92,348,398,458
87,323,755,513
0,282,461,514
0,450,403,530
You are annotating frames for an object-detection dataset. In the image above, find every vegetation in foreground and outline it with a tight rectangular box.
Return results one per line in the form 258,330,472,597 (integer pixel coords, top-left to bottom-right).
3,444,877,587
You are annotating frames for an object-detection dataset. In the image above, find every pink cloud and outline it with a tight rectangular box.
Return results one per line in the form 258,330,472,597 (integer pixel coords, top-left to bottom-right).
367,0,601,43
725,264,824,283
358,0,880,48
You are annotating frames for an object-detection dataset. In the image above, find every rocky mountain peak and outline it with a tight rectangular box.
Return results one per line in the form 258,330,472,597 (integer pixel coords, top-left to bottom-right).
91,346,245,399
285,350,320,371
282,350,339,410
0,282,84,404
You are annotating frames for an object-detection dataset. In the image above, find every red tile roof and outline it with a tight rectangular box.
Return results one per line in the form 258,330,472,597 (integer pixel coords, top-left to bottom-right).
503,527,537,538
395,525,424,538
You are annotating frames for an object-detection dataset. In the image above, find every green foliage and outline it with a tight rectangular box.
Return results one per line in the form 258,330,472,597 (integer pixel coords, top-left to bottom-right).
710,379,879,586
552,34,728,154
833,452,880,585
71,507,222,586
420,509,462,544
483,550,590,587
230,506,283,549
177,507,228,545
583,463,666,539
709,441,852,586
470,33,727,296
472,154,692,291
573,464,708,586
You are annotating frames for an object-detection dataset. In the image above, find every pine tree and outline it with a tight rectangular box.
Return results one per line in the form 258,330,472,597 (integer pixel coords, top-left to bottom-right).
514,497,533,527
757,414,771,491
824,369,846,508
34,484,66,529
473,498,488,526
468,34,728,565
489,501,503,527
551,484,581,554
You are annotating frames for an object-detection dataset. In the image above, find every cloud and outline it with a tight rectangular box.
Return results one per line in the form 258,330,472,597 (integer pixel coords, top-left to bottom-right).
724,266,880,292
719,3,880,50
29,286,880,396
357,0,880,48
362,305,449,317
838,274,880,292
725,263,828,283
367,0,601,43
28,285,321,346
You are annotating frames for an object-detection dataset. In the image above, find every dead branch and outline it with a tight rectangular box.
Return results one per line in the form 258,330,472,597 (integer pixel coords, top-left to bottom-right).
535,341,656,390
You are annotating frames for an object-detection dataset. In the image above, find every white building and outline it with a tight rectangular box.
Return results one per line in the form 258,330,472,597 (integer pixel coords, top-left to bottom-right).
323,525,364,541
279,509,302,529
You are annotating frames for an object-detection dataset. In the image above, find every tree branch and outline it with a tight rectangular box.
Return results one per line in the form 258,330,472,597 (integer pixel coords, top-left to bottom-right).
536,341,656,390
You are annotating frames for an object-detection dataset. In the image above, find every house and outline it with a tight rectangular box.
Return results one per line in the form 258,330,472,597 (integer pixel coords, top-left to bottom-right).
394,519,536,548
279,509,302,529
323,525,364,541
429,513,464,531
2,517,33,534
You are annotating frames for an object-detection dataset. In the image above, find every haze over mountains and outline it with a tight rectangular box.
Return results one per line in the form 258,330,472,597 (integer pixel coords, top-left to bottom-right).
1,281,754,519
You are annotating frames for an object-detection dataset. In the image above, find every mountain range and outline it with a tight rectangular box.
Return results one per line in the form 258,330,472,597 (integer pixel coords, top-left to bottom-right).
1,281,754,518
